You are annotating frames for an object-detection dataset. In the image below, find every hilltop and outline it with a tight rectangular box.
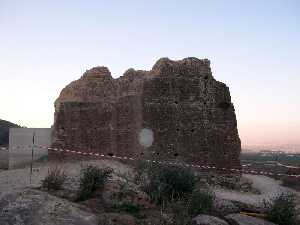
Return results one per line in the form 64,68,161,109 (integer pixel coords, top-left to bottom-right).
0,158,299,225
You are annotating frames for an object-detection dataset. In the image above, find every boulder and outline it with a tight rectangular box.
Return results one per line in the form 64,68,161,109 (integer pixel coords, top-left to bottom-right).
213,198,240,216
98,213,137,225
192,214,229,225
225,214,277,225
0,189,98,225
102,180,152,210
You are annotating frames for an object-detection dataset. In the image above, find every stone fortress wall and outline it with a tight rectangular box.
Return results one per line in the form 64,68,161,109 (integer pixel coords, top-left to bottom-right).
53,57,241,169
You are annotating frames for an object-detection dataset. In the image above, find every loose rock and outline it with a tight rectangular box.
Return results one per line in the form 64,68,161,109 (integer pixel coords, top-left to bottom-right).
225,214,278,225
0,189,98,225
192,214,229,225
213,198,240,216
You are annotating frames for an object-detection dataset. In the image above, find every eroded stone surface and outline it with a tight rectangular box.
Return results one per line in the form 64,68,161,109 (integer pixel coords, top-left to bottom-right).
192,214,229,225
0,189,98,225
225,214,277,225
53,57,241,169
213,198,240,216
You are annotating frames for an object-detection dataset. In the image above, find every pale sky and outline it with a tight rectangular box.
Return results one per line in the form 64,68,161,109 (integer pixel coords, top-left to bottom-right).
0,0,299,150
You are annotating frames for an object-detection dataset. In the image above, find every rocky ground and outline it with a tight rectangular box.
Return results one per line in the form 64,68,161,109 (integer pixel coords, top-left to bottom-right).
0,159,299,225
214,174,300,211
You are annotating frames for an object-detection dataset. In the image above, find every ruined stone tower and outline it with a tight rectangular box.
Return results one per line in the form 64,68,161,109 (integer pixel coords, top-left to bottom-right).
53,57,241,169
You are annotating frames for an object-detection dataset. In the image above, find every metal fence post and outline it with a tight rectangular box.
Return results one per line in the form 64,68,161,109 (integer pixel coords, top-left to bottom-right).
30,132,35,184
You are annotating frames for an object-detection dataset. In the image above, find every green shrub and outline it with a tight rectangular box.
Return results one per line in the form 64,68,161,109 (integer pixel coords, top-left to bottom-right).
186,189,215,217
170,200,192,225
265,193,298,225
167,189,214,224
77,165,113,201
112,201,143,218
136,163,198,204
98,215,113,225
133,161,149,184
41,167,66,190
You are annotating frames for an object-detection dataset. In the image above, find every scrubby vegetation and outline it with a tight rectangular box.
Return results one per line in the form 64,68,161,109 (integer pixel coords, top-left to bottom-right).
133,161,215,224
41,167,66,190
77,165,113,201
169,200,192,225
264,193,298,225
112,201,143,218
135,162,198,204
186,189,215,216
34,159,300,225
163,189,215,225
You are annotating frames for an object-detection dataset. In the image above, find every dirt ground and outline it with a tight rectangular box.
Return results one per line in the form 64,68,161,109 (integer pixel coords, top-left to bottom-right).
0,159,299,209
214,174,300,208
0,159,132,198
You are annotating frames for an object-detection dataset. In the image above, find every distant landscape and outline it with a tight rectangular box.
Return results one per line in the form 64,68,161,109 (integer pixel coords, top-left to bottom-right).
241,150,300,192
241,150,300,176
243,144,300,153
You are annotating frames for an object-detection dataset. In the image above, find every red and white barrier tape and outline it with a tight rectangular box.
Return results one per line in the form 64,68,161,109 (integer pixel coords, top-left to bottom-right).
2,144,300,178
39,145,300,179
1,145,163,155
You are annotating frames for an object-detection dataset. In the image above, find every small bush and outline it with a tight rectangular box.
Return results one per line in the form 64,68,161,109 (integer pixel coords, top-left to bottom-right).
41,167,66,190
77,165,113,201
112,201,143,218
170,200,192,225
168,189,214,224
187,189,215,217
133,161,149,184
98,215,113,225
137,163,198,204
265,193,298,225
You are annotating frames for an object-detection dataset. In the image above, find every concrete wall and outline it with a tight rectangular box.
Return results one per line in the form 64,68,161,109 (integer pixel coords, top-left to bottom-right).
0,149,8,169
9,128,52,169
